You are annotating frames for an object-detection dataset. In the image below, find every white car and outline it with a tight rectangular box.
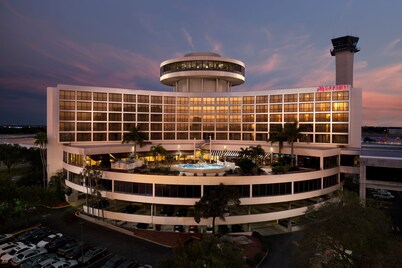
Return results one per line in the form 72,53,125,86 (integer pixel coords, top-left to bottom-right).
0,244,36,264
0,242,25,257
0,234,14,244
51,259,79,268
37,233,63,248
373,190,395,200
10,247,47,266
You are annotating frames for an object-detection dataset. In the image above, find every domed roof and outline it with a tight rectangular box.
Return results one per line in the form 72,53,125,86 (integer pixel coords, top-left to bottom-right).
184,52,221,57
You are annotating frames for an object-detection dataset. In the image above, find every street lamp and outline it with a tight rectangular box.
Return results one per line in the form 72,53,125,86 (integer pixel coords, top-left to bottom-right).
270,147,274,165
209,136,212,163
223,145,227,162
177,145,181,163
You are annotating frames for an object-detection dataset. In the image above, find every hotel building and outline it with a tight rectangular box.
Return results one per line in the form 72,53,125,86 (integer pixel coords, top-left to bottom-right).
47,36,363,232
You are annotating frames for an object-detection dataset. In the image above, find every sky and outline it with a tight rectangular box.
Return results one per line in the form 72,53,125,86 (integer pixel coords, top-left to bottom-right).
1,0,402,127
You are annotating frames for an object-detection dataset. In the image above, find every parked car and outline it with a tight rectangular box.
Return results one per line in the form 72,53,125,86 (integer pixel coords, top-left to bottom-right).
79,247,108,265
46,237,74,252
31,256,66,268
189,225,198,233
17,228,42,243
50,259,79,268
57,241,80,257
205,225,213,233
372,190,395,200
20,253,58,268
10,247,47,266
37,233,63,248
116,259,138,268
24,230,52,245
0,234,14,244
135,223,149,230
1,244,36,265
0,242,25,257
101,255,127,268
174,225,184,233
65,244,91,260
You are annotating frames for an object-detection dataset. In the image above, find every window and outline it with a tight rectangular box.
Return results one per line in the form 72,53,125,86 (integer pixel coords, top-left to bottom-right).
252,183,291,197
151,96,162,103
164,96,175,104
332,113,348,122
93,123,106,131
270,104,282,113
165,105,176,113
284,94,297,102
315,103,331,112
124,114,136,121
243,96,254,104
299,103,313,112
77,112,91,121
155,184,201,198
109,93,122,102
242,115,254,122
77,122,91,131
315,113,330,122
323,175,338,188
109,113,122,121
138,104,149,112
316,134,330,143
256,124,268,131
151,105,162,113
60,101,75,110
299,113,313,122
76,102,91,111
138,95,149,103
60,90,75,100
332,102,349,111
190,97,203,105
93,92,107,101
60,111,75,121
93,133,107,141
256,114,268,122
332,124,348,133
270,114,282,122
256,105,268,113
230,97,241,104
94,102,107,111
216,97,228,105
164,114,175,122
137,114,149,121
230,106,242,113
324,156,338,169
332,91,349,101
94,113,107,121
284,114,297,122
77,91,92,100
256,95,268,103
60,133,74,142
284,104,297,112
177,97,188,105
177,123,188,131
77,133,91,141
316,92,331,101
114,181,152,196
243,105,254,113
60,122,75,131
294,178,321,193
315,124,330,132
109,103,122,111
109,133,121,141
270,95,282,103
151,114,162,122
109,123,121,131
124,104,136,112
299,93,314,102
151,133,162,140
332,135,348,144
124,94,136,103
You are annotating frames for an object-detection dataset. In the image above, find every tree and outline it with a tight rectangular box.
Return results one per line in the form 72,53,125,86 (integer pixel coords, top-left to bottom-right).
34,132,48,189
122,125,149,159
249,145,266,166
194,183,241,234
299,191,400,267
283,121,303,167
164,153,175,170
269,124,287,155
238,147,251,159
0,144,23,173
80,166,103,217
158,235,247,268
150,144,167,168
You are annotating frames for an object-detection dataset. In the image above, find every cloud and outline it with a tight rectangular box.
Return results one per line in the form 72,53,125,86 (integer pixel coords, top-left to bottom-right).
182,28,195,49
383,37,402,57
204,34,223,54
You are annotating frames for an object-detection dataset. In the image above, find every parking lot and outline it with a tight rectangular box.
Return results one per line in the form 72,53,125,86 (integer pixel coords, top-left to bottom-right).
0,206,171,267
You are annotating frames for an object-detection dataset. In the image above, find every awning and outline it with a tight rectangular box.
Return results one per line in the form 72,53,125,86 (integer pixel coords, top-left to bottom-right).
211,150,239,157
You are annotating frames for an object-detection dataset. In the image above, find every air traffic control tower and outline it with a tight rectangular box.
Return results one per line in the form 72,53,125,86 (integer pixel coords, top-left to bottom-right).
331,35,360,87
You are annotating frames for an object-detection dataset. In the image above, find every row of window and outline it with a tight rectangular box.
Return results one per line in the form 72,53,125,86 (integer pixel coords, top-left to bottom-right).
60,102,349,113
59,112,349,123
67,169,339,198
59,90,349,104
160,60,245,76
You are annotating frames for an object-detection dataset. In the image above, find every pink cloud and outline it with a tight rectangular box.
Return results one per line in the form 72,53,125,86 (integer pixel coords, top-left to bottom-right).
182,28,195,49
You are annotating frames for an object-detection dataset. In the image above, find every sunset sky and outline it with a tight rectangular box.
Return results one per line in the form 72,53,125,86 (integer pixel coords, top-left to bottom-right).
1,0,402,126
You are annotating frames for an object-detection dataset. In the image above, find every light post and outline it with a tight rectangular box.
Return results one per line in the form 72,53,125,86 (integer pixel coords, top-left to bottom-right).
209,136,212,163
223,145,227,162
194,137,196,163
270,147,274,165
177,145,181,164
79,222,84,263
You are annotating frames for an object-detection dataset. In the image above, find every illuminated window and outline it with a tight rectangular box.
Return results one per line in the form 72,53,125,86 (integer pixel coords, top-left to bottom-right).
284,114,297,122
229,106,241,113
299,103,313,112
284,104,297,112
242,115,254,122
256,114,268,122
299,93,314,102
332,113,349,122
256,95,268,103
315,103,331,112
299,113,313,122
177,123,188,131
270,114,282,122
270,104,282,113
177,106,188,113
256,105,268,113
243,96,254,104
270,95,282,103
332,91,349,101
315,113,330,122
216,124,227,131
177,97,189,105
230,97,242,104
216,97,228,105
315,124,330,132
164,96,175,104
243,105,254,113
284,94,297,102
165,105,176,113
76,102,91,111
316,92,331,101
332,102,349,111
164,114,175,122
93,92,107,101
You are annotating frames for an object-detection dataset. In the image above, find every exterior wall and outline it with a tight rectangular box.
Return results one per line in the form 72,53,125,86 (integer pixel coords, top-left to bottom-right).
335,52,355,86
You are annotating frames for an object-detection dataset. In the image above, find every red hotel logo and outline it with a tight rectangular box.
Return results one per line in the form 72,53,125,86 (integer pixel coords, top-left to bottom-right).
317,85,350,92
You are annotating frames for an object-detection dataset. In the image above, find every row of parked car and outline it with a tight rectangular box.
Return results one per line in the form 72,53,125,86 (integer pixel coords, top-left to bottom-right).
0,227,151,268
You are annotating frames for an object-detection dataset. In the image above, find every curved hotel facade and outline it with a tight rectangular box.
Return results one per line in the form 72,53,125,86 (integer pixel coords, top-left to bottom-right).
47,38,362,232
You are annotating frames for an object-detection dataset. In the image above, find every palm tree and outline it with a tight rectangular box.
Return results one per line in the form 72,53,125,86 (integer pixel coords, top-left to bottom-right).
122,125,148,159
164,153,175,170
284,121,304,167
238,147,251,159
249,145,266,166
194,183,241,234
150,144,167,167
80,166,103,217
269,125,287,155
34,132,47,189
